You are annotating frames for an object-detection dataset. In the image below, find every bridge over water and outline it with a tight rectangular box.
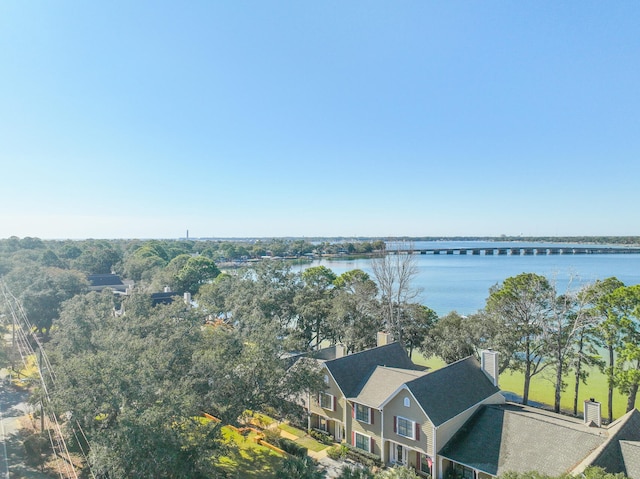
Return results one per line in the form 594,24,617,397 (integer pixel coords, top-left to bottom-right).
387,246,640,256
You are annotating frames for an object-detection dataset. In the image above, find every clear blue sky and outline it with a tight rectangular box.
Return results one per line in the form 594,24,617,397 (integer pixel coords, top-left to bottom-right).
1,1,638,239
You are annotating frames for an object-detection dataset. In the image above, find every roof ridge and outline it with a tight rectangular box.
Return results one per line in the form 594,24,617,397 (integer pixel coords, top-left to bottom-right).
407,355,476,385
326,342,401,364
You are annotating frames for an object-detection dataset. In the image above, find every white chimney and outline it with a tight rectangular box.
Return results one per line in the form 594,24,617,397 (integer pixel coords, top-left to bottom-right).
377,331,391,347
584,399,602,427
335,343,346,358
481,350,500,387
164,286,171,293
184,292,192,306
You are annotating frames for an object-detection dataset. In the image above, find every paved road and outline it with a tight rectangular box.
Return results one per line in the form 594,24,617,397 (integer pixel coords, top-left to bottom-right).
0,371,50,479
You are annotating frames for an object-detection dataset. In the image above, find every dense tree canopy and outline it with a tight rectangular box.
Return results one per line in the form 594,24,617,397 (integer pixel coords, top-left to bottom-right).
3,236,640,476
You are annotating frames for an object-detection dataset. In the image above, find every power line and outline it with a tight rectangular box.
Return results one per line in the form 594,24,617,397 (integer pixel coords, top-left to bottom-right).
0,280,89,479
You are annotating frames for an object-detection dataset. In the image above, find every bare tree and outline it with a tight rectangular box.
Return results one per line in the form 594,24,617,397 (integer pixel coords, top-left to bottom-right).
370,241,421,344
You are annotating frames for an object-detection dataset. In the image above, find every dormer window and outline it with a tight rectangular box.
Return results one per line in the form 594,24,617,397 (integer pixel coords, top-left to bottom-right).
404,397,410,408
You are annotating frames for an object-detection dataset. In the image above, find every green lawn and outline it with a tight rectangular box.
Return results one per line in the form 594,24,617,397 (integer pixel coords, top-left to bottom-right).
296,435,330,452
411,352,630,420
216,427,283,479
278,423,305,437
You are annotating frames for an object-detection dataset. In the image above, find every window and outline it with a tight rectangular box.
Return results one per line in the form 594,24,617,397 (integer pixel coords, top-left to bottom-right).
421,455,433,474
318,417,328,432
323,374,329,384
355,403,370,423
354,432,370,452
396,416,415,439
404,397,410,407
319,392,334,411
454,463,475,479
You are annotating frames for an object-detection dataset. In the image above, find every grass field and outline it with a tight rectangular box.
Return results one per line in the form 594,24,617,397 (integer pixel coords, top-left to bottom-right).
411,352,630,420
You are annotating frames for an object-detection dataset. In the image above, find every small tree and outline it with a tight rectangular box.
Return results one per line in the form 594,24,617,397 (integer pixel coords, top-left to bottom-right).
276,456,326,479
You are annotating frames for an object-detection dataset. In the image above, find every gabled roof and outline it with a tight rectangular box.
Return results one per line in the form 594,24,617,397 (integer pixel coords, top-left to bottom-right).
591,409,640,478
404,356,500,427
440,403,608,477
350,366,428,409
324,342,417,398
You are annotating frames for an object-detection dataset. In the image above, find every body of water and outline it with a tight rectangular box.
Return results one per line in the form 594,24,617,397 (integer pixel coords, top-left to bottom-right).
300,241,640,316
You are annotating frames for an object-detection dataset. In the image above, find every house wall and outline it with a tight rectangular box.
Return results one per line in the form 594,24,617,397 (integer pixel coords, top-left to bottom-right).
435,391,504,452
348,403,382,457
308,366,344,434
383,389,432,455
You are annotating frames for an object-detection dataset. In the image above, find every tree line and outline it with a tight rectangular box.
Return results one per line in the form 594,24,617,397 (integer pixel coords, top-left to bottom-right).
1,236,639,477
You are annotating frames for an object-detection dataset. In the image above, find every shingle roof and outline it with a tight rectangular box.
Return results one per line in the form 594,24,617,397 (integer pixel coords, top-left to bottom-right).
405,356,500,426
150,291,179,305
620,441,640,479
325,342,417,397
591,409,640,478
440,403,608,477
87,273,124,287
351,366,428,408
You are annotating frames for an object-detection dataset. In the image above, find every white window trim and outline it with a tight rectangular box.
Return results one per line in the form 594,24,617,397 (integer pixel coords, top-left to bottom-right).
396,415,415,440
319,392,335,411
404,397,410,407
354,431,371,453
355,403,371,424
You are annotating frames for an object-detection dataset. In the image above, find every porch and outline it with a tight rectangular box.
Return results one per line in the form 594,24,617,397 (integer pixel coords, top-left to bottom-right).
439,458,493,479
310,412,344,443
384,440,432,477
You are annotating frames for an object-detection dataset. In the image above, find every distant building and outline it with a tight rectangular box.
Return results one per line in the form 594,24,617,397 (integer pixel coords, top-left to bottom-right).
87,274,130,294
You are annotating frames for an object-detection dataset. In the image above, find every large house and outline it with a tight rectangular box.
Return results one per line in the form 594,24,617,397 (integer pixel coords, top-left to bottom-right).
300,336,640,479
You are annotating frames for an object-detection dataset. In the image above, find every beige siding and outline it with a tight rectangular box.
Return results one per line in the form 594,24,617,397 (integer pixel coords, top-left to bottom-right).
435,391,504,451
349,404,383,456
308,366,344,424
383,389,433,455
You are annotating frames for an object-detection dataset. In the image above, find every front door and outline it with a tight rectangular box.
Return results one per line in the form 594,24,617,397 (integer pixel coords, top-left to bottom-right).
391,443,408,465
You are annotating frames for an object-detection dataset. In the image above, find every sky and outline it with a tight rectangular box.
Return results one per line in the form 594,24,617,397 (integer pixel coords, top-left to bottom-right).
1,1,639,239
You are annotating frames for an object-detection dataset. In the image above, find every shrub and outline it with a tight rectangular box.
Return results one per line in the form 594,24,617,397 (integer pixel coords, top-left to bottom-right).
310,429,333,445
344,444,382,468
327,444,349,460
279,437,308,458
262,427,281,446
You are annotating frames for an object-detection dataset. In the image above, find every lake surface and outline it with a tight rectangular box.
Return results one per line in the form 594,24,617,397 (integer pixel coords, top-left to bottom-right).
298,241,640,316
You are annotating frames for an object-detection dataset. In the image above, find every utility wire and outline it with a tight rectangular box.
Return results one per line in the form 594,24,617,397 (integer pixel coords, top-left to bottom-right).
0,280,87,479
